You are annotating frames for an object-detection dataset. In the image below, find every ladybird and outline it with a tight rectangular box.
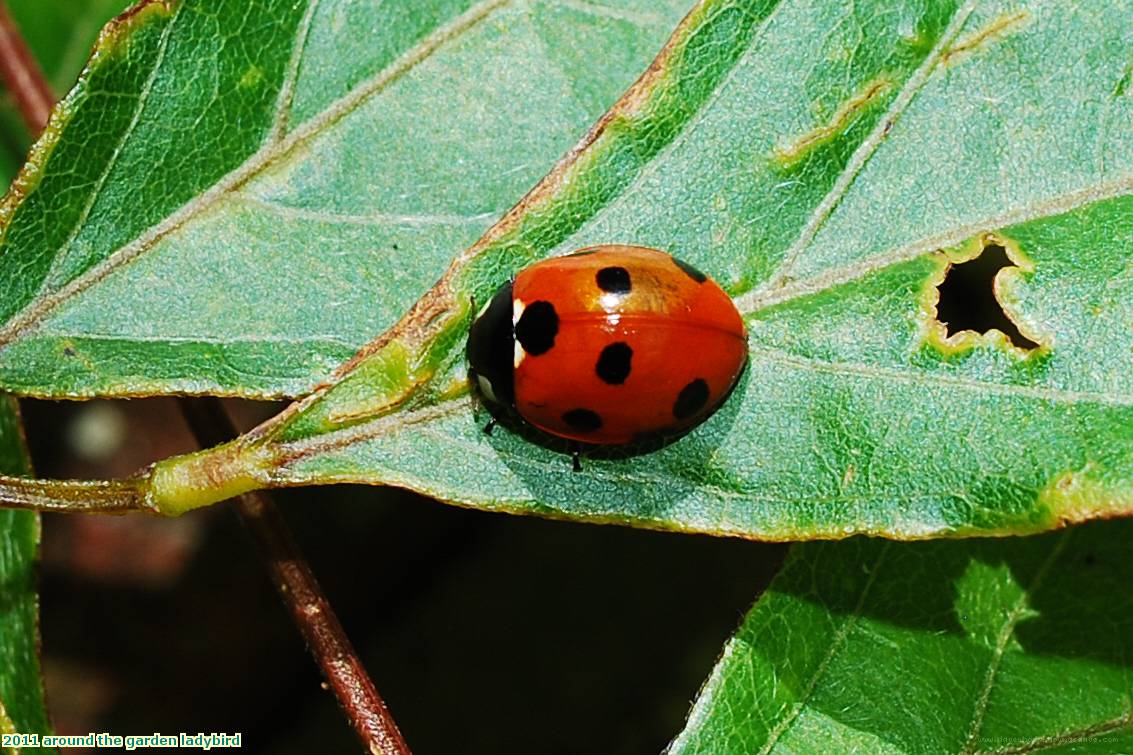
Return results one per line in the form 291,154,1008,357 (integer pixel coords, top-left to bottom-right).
466,245,747,462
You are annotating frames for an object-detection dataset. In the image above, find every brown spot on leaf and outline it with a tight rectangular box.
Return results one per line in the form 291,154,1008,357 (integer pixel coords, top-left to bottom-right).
942,11,1029,65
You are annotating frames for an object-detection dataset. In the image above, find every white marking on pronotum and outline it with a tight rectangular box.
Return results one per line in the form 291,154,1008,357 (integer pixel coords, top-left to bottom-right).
513,298,526,368
477,374,498,403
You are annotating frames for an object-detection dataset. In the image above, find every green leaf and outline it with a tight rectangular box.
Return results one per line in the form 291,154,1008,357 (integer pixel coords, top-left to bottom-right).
0,399,52,752
136,0,1133,540
669,521,1133,752
0,0,693,398
4,0,1133,543
0,0,128,190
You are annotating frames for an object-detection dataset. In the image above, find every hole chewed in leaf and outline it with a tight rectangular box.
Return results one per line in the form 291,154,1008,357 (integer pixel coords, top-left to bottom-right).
928,236,1043,353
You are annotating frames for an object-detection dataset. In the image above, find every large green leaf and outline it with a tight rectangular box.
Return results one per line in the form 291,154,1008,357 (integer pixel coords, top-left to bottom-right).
4,0,1133,543
127,0,1133,541
0,399,51,753
670,521,1133,752
0,0,692,398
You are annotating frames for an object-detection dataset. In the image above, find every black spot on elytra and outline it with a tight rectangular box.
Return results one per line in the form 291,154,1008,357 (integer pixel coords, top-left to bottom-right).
595,342,633,384
673,378,709,419
596,266,631,294
515,300,558,355
672,256,707,283
563,408,603,432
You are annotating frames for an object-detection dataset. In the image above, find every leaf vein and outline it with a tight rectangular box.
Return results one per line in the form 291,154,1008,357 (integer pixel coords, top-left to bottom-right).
230,192,500,226
757,543,890,754
267,0,322,143
736,171,1133,316
39,2,182,294
750,345,1133,408
756,0,978,293
0,0,512,351
961,531,1072,753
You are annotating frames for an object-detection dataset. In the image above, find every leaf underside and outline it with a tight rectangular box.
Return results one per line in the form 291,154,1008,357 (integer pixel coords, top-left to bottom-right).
671,520,1133,753
4,0,1133,543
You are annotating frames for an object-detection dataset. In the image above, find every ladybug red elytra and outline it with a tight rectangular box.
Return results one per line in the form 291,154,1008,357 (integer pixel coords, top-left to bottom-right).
467,245,747,462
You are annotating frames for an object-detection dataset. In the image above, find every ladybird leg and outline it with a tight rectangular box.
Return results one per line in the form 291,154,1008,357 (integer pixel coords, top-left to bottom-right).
570,444,583,472
482,418,496,436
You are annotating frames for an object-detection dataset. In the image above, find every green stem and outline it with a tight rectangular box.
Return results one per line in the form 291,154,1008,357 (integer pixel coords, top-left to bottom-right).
0,473,154,513
149,438,277,516
0,437,278,516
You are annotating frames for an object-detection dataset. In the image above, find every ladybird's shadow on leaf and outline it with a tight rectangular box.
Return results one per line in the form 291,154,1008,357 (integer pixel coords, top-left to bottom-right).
1010,518,1133,669
764,522,1133,754
777,518,1133,663
470,368,751,524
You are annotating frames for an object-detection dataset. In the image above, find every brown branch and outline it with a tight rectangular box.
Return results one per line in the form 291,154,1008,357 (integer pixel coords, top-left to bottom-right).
0,1,52,135
179,398,411,755
0,474,153,513
0,7,411,751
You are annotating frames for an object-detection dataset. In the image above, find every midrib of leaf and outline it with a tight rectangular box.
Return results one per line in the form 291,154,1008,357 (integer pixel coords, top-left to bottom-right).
736,167,1133,317
961,532,1070,754
0,0,513,351
756,542,891,754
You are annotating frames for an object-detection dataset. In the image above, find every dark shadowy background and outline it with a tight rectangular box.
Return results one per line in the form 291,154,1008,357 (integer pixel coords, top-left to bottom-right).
22,397,786,754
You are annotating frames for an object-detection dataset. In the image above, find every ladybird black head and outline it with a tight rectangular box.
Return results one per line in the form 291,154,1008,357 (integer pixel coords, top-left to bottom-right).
467,281,516,406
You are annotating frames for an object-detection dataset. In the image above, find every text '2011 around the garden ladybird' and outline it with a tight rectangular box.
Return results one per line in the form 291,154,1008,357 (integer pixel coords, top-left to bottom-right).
466,245,748,465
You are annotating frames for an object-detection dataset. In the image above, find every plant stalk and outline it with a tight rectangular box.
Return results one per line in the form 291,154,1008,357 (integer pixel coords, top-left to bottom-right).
0,1,51,134
179,398,412,755
0,474,154,513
